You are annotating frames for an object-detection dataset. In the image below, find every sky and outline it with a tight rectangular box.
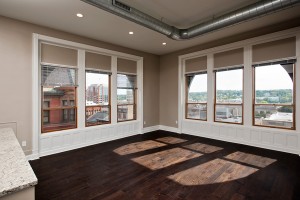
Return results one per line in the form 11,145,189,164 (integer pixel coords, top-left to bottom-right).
86,72,109,89
189,65,293,92
255,64,293,90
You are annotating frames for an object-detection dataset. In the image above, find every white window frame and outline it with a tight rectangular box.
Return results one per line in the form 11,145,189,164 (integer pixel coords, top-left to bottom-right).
32,34,143,158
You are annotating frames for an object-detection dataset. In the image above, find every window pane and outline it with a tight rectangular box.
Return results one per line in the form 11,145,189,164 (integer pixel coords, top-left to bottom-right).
254,105,293,129
117,74,136,89
216,69,243,103
117,89,134,104
86,106,110,126
42,108,76,133
215,105,243,124
187,104,207,120
42,65,77,86
42,86,76,133
255,64,293,104
86,72,110,106
118,105,135,121
187,74,207,103
43,86,76,108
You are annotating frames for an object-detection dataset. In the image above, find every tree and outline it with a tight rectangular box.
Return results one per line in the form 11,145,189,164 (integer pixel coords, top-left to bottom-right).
278,106,293,113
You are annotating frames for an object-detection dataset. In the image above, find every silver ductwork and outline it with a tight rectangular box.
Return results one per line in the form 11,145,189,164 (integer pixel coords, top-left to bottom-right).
82,0,300,40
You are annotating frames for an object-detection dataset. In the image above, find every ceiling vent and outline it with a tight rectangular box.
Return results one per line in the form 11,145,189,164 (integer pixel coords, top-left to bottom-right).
112,0,131,12
82,0,300,40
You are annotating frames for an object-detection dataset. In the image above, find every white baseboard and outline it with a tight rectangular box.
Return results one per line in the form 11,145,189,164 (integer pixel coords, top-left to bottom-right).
142,125,160,133
158,125,179,133
26,153,39,161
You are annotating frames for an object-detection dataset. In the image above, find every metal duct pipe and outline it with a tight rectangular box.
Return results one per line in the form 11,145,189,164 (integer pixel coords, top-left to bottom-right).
82,0,300,40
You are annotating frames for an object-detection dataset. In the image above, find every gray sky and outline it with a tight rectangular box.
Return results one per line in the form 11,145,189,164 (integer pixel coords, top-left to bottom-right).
189,65,292,92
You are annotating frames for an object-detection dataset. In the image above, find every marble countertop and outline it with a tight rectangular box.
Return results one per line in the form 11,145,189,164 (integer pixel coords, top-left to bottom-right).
0,128,37,197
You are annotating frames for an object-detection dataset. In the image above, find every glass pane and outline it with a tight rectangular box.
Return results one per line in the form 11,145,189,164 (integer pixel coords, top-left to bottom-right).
187,74,207,103
42,86,76,133
42,65,77,86
86,106,110,126
43,87,76,108
255,64,293,104
42,108,76,133
254,105,293,129
86,72,110,106
117,89,134,104
118,105,135,121
216,69,243,103
215,105,243,124
117,74,136,89
187,104,207,120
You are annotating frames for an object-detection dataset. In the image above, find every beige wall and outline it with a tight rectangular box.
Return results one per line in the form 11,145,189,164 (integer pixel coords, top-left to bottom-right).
0,16,160,154
159,18,300,128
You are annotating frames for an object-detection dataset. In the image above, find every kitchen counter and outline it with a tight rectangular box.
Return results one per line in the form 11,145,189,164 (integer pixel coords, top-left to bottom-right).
0,128,37,198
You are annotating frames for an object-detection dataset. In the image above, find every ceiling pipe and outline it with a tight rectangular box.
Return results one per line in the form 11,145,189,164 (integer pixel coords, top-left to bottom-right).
82,0,300,40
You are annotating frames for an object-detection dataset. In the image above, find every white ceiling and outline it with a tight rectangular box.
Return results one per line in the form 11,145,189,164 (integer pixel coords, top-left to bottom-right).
0,0,299,55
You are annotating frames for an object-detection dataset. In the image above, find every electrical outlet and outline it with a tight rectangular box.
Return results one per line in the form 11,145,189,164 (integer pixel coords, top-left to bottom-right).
144,121,146,125
22,141,26,147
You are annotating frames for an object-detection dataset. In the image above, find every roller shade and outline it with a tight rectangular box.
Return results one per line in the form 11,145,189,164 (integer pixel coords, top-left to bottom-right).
117,74,136,89
252,37,296,63
85,52,111,71
252,58,296,67
214,48,243,69
42,65,77,86
185,56,207,73
41,44,77,66
117,58,137,74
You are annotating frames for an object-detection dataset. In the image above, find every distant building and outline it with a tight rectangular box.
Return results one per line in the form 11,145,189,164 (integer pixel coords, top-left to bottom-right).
215,106,242,123
262,112,293,128
43,87,76,132
86,84,109,105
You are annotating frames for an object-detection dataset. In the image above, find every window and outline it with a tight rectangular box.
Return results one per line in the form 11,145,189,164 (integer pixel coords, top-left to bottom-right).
253,61,295,129
85,70,111,126
186,72,207,120
41,65,77,133
117,74,136,122
215,68,243,124
43,101,50,123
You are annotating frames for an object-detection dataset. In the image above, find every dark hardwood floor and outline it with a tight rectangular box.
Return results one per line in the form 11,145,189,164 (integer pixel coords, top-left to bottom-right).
30,131,300,200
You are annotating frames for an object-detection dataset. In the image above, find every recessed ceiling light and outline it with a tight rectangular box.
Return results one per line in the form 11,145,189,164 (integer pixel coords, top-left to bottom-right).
76,13,84,18
129,31,134,35
162,42,167,46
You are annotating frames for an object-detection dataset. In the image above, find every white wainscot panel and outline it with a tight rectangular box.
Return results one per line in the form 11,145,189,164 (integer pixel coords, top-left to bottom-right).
181,120,300,155
219,126,229,138
40,137,51,150
274,133,286,147
211,125,220,137
260,131,273,145
250,130,261,142
39,121,141,157
287,135,298,148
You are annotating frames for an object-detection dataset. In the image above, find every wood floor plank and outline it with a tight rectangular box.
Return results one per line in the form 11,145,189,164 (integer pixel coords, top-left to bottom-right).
30,131,300,200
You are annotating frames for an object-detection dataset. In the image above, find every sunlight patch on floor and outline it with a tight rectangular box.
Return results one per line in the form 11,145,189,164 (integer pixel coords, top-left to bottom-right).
131,147,202,170
113,140,167,155
155,137,187,144
168,158,258,186
224,151,277,168
183,143,223,154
